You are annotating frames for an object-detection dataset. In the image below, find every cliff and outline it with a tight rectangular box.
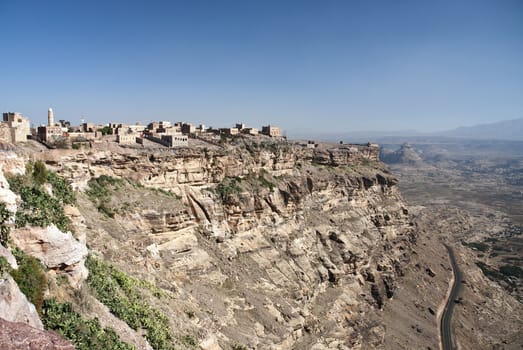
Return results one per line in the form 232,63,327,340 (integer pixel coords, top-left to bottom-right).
4,139,420,349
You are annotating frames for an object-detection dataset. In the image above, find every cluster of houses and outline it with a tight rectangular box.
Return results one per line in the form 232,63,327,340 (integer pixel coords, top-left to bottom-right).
0,109,283,148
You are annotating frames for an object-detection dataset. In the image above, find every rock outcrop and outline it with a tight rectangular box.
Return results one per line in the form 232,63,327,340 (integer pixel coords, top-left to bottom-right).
0,246,17,270
11,225,88,288
381,143,423,165
0,274,43,329
0,317,74,350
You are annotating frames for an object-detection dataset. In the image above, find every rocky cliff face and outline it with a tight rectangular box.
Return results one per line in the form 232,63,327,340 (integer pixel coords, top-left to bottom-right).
22,140,415,349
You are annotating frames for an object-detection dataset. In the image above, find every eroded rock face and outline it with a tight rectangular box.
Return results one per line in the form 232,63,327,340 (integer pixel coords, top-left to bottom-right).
15,141,416,348
44,144,413,348
0,246,17,270
11,225,88,288
0,274,43,330
0,317,74,350
0,163,18,215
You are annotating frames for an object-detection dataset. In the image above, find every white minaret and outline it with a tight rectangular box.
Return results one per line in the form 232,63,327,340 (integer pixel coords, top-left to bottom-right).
48,108,54,126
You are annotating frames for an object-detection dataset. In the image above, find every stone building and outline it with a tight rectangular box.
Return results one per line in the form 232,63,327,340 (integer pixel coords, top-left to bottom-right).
220,127,239,136
261,125,282,137
37,125,64,142
242,127,258,136
1,112,30,143
160,134,188,147
127,124,145,134
37,108,67,143
117,133,138,144
181,123,195,135
306,140,317,148
146,133,188,147
82,123,96,132
37,108,65,142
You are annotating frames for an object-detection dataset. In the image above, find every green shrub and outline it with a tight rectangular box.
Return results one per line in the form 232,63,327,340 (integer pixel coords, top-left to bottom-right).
10,184,71,231
7,163,75,232
86,176,124,217
181,335,197,347
32,161,48,186
258,175,275,190
231,344,248,350
10,248,47,314
216,177,242,202
0,256,10,274
86,256,174,350
46,171,76,205
99,126,113,135
0,203,12,247
86,175,124,200
43,298,135,350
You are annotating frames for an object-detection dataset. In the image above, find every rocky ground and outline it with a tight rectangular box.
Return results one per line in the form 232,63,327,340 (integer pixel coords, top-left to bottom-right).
382,139,523,349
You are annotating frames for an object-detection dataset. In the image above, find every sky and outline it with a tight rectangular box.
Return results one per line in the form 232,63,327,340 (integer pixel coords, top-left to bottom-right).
0,0,522,136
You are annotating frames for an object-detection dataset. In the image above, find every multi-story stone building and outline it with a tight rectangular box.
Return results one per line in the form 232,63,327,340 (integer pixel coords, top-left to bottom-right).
181,123,196,135
117,133,138,144
37,108,64,142
261,125,282,137
160,134,188,147
1,112,30,143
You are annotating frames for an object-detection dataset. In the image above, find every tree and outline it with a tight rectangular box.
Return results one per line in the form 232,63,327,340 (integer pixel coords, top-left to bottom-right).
32,161,48,186
99,126,113,135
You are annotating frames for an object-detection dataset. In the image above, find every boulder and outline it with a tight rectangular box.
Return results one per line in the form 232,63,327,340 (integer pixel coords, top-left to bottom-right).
0,274,43,330
11,225,88,287
0,317,74,350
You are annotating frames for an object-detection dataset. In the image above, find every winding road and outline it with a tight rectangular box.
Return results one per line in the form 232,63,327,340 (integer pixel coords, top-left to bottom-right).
440,244,463,350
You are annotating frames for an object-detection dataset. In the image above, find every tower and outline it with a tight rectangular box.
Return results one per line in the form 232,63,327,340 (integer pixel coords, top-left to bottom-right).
48,108,54,126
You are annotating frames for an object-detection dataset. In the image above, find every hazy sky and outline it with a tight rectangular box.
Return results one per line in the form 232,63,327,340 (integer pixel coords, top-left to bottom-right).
1,0,522,135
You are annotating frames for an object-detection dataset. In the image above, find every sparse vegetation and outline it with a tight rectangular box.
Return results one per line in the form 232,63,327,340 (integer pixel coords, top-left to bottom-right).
462,241,489,252
86,175,124,217
46,171,77,205
0,256,10,274
43,298,135,350
99,126,114,135
476,261,518,289
10,248,47,314
231,344,248,350
0,203,12,247
257,174,275,190
86,256,174,350
7,161,74,232
215,177,242,202
31,160,48,186
499,264,523,279
181,335,197,347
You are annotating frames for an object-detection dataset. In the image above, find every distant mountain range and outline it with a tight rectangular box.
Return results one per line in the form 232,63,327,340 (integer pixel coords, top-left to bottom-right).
289,118,523,142
435,118,523,141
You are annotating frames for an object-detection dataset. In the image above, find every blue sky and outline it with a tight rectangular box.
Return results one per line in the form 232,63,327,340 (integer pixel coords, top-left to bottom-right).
1,0,522,135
